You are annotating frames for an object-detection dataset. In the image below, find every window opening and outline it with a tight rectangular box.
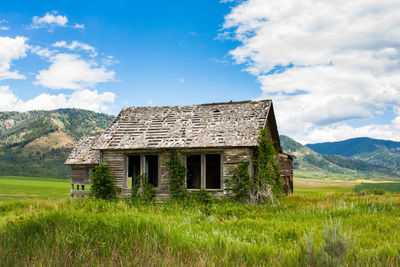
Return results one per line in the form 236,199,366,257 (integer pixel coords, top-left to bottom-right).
128,155,141,188
145,155,159,187
206,154,221,189
186,155,201,189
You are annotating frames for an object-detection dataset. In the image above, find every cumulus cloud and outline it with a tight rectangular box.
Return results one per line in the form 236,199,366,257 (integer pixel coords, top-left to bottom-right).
0,85,115,113
32,12,68,29
31,12,84,31
35,53,115,90
0,36,28,80
223,0,400,143
52,40,97,57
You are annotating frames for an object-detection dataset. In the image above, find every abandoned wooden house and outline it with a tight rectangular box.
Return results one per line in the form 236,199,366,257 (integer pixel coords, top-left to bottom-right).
65,100,293,199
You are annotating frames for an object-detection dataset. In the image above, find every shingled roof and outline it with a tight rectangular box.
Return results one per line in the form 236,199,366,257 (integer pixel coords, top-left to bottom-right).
94,100,273,150
65,136,100,165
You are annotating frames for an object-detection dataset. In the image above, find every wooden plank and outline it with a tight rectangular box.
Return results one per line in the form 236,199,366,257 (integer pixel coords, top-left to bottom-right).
224,148,251,164
103,151,125,188
71,190,90,196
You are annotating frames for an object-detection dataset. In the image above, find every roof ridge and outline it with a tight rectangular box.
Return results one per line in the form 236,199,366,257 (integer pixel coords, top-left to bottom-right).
121,99,272,110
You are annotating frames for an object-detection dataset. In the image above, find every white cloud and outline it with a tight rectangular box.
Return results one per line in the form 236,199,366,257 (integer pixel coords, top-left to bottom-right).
179,78,184,84
32,12,68,29
0,36,28,80
304,121,400,144
223,0,400,143
73,23,85,30
52,40,97,57
31,12,84,31
35,53,115,90
31,46,57,58
0,85,115,113
102,55,118,66
0,19,9,30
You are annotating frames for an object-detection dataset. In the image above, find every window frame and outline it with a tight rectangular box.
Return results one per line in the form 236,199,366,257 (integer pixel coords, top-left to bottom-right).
125,153,160,189
184,152,223,191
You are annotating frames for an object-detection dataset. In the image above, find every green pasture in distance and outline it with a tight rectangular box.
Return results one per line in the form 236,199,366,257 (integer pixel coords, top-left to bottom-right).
293,177,357,195
354,182,400,193
0,176,70,202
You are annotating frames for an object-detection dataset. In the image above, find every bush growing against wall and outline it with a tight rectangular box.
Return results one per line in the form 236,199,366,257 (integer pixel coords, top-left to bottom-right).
228,127,282,204
132,174,155,202
227,162,251,202
164,150,187,200
252,126,283,202
90,163,121,200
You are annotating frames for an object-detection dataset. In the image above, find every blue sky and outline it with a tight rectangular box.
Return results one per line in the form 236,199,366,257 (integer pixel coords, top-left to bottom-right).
0,1,260,112
1,0,400,143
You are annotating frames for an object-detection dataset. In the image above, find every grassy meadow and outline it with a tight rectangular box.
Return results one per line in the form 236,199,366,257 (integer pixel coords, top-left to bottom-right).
1,176,400,266
0,176,70,202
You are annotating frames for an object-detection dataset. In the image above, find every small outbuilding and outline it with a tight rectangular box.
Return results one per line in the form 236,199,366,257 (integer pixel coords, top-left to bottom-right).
65,136,100,196
65,100,293,198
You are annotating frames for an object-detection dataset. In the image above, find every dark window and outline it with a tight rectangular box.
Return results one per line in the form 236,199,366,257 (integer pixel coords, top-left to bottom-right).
128,155,141,187
206,154,221,189
187,155,201,189
145,155,158,187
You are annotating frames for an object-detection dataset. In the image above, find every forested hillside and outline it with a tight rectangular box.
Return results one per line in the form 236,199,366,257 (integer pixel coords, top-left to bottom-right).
280,135,400,180
306,137,400,173
0,109,114,178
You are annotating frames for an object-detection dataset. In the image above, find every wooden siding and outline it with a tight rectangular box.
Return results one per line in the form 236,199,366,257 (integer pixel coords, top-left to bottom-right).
158,153,170,193
277,153,294,194
100,148,254,199
99,149,293,198
222,148,252,194
102,151,126,188
71,166,90,184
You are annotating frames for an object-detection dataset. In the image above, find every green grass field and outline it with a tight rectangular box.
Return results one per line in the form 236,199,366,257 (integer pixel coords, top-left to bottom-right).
354,182,400,193
0,176,70,202
1,176,400,266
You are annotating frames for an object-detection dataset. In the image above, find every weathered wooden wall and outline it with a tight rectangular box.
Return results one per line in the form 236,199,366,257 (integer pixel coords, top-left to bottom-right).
98,148,294,198
277,153,294,194
70,165,92,197
158,153,170,193
71,166,90,184
100,148,253,199
102,151,126,188
222,148,252,194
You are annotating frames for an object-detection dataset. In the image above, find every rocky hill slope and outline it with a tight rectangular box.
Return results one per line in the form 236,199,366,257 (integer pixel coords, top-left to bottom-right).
0,109,114,178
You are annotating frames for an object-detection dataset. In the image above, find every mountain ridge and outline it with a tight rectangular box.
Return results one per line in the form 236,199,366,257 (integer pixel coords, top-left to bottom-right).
0,109,115,178
306,137,400,157
305,137,400,173
280,135,400,180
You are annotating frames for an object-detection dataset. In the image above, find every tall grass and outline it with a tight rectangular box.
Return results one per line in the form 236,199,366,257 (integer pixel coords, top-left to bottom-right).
1,193,400,266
